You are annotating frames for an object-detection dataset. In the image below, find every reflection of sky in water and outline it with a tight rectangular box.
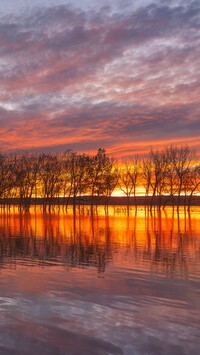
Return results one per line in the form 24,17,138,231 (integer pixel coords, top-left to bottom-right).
0,207,199,354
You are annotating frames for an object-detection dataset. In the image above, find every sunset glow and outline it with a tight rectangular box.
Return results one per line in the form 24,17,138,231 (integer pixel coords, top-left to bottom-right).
0,0,199,156
1,3,200,351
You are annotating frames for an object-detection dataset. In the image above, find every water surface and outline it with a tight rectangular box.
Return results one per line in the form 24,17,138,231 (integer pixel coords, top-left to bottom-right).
0,206,200,354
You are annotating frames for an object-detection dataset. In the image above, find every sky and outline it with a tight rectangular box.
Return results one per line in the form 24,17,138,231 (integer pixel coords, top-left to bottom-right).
0,0,199,157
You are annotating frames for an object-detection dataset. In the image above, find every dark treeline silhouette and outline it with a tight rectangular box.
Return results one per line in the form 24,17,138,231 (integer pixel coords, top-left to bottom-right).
0,148,117,210
0,145,199,209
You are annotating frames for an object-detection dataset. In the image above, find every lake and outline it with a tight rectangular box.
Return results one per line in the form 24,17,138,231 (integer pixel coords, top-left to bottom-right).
0,206,199,354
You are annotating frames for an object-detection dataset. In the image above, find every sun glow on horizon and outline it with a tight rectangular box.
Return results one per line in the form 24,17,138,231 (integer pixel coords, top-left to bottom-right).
111,186,146,197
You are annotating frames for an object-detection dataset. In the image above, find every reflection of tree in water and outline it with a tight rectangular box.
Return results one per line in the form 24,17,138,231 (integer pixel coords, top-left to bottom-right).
0,235,111,273
151,230,189,278
0,213,113,273
142,208,198,278
0,208,199,277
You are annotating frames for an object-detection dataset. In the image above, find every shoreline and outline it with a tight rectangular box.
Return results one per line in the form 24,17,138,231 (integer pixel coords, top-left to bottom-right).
0,195,200,206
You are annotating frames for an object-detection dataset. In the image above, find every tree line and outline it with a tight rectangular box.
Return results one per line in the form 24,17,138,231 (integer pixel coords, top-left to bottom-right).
0,146,199,207
118,145,200,206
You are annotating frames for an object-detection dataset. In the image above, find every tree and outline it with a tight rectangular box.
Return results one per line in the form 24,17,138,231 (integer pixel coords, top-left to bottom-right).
63,150,90,205
14,154,40,203
118,156,141,205
142,158,153,196
149,149,168,204
183,165,200,207
38,153,63,200
88,148,114,198
0,154,16,198
165,146,196,205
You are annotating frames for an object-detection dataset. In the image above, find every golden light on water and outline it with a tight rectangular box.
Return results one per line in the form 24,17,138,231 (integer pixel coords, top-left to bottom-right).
2,205,200,249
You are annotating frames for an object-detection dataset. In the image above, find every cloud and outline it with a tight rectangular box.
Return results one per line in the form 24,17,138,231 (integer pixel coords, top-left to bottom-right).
0,1,199,156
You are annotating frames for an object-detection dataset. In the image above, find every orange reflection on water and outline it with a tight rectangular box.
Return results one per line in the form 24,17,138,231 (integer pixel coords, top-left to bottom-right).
0,205,199,278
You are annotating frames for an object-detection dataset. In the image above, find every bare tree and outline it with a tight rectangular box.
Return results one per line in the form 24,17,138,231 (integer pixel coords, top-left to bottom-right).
0,154,16,199
183,165,200,207
118,156,141,206
102,165,118,198
38,154,63,207
14,154,40,206
165,146,196,205
88,148,114,199
63,150,90,206
142,158,153,196
146,150,168,206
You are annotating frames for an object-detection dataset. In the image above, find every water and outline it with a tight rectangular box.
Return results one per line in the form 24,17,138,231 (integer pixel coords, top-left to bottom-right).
0,206,199,354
